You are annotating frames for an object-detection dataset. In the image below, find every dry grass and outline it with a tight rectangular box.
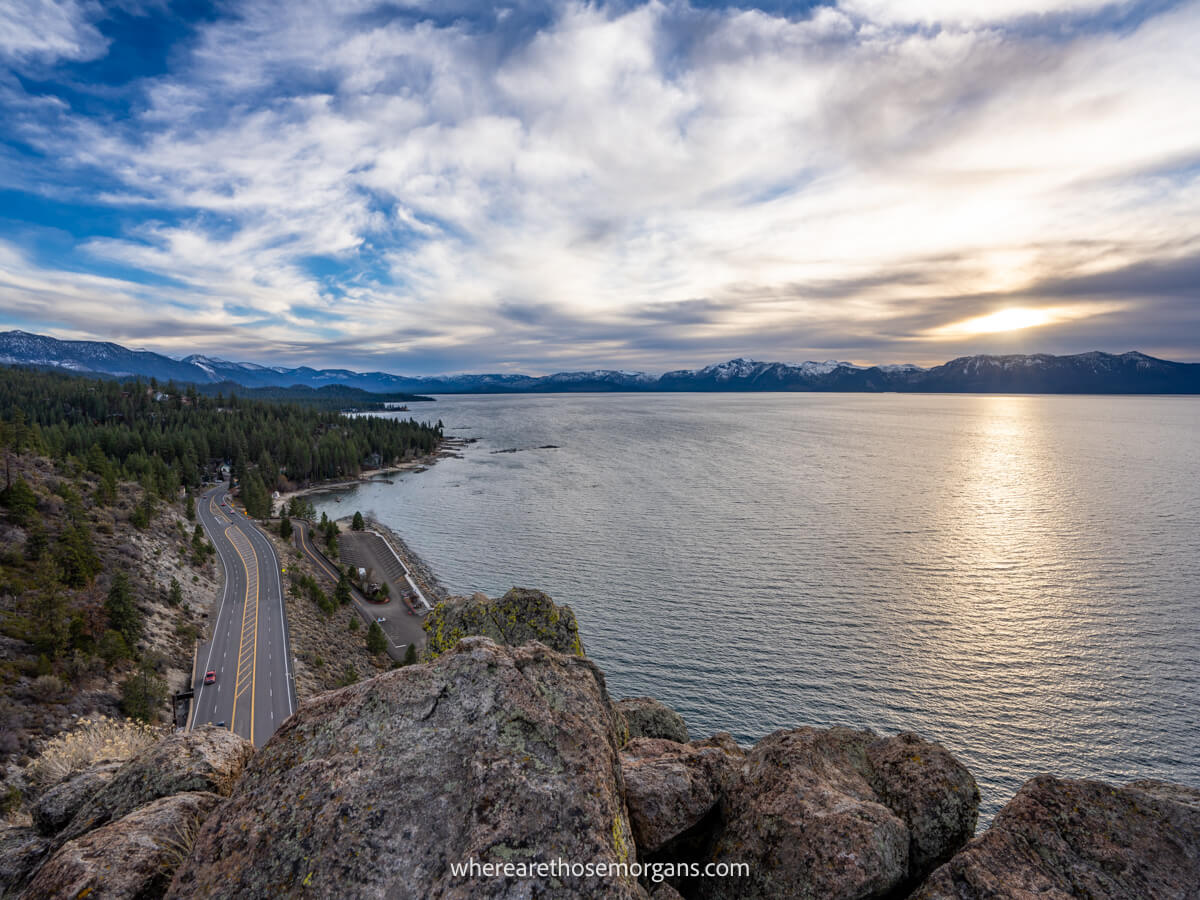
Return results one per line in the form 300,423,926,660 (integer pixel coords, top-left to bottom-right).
156,807,204,874
28,715,164,787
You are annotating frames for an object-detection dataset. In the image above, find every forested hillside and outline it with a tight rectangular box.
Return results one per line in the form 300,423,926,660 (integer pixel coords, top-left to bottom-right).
0,452,218,779
191,381,434,411
0,367,442,782
0,367,441,505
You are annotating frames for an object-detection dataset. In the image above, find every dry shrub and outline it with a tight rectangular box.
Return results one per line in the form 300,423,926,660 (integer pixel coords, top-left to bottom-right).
29,674,66,703
28,715,164,787
156,809,204,874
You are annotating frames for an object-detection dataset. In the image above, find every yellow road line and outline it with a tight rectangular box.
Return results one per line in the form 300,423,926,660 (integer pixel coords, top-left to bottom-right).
226,525,260,745
209,496,230,525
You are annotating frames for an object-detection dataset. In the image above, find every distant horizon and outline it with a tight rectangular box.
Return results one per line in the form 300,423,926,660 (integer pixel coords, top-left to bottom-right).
118,346,1200,379
2,327,1196,380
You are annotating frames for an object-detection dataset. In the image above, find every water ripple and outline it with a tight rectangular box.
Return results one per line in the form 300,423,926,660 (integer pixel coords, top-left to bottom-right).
315,393,1200,823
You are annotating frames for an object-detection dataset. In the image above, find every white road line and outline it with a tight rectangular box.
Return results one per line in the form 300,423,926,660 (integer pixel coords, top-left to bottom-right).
193,488,234,726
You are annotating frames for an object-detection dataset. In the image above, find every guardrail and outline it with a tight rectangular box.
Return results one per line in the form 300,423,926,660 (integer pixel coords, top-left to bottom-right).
363,530,433,611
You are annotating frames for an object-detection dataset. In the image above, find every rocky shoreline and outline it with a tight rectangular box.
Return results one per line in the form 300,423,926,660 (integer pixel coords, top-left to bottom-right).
363,518,448,604
271,440,454,606
3,588,1196,899
272,432,473,512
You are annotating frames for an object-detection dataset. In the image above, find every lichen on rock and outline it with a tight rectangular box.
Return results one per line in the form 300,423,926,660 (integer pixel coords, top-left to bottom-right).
56,725,254,845
913,775,1200,899
423,588,586,659
616,697,690,744
168,638,639,899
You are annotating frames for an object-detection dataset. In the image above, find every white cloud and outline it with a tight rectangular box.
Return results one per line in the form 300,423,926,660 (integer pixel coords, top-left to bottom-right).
3,0,1200,368
0,0,107,65
839,0,1127,27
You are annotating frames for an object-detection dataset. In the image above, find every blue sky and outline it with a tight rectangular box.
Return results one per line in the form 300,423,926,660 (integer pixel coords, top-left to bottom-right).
1,0,1198,373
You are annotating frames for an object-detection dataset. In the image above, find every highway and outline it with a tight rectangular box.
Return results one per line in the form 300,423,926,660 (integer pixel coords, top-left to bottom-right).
191,484,295,746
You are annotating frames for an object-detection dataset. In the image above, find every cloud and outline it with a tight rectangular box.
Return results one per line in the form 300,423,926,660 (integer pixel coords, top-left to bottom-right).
839,0,1131,27
0,0,1198,370
0,0,108,66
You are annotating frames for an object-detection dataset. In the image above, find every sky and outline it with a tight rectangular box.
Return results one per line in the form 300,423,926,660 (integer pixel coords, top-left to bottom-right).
1,0,1198,374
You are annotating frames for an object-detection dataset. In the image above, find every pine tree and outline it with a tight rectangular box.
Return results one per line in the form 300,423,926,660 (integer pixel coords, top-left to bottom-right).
351,511,365,531
366,621,387,654
335,572,352,605
105,571,141,649
56,521,102,587
0,477,37,527
121,665,167,722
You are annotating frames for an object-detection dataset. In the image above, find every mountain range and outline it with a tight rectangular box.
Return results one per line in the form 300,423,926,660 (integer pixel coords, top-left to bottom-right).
2,329,1199,394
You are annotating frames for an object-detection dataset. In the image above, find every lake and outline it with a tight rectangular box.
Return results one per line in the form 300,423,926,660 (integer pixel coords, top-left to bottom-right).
310,392,1200,822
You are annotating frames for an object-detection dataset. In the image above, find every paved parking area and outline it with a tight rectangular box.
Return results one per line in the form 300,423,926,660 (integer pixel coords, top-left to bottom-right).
338,531,429,654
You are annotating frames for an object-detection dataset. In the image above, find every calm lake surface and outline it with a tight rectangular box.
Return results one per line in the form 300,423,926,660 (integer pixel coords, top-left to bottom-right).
312,393,1200,822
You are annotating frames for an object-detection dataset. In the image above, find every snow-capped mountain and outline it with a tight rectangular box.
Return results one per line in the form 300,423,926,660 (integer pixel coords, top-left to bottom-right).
535,370,659,391
0,331,215,382
659,358,879,391
912,351,1200,393
1,330,1197,394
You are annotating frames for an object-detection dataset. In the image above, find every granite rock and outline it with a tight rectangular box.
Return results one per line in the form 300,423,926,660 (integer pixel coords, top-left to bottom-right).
0,827,51,897
24,791,222,900
616,698,690,745
620,736,742,855
30,762,122,837
913,775,1200,899
57,726,253,844
699,726,978,900
168,638,640,899
423,588,585,659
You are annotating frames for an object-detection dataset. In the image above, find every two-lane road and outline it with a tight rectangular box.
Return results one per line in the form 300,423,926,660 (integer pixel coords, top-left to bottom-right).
192,484,295,746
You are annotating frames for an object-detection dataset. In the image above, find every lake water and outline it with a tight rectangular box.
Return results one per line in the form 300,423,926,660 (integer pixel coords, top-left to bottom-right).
311,393,1200,823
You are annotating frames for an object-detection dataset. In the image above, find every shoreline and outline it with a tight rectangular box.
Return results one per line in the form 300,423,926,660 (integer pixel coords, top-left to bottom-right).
272,436,470,513
271,438,463,605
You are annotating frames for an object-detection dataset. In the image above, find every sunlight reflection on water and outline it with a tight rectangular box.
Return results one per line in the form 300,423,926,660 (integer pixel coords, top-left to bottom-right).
314,393,1200,823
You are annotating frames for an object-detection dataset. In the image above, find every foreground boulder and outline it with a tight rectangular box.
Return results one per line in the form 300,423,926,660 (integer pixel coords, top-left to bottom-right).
30,762,123,837
169,638,640,899
23,791,222,900
617,698,690,744
0,827,51,897
621,736,742,855
58,726,254,844
423,588,585,659
913,775,1200,899
699,727,978,900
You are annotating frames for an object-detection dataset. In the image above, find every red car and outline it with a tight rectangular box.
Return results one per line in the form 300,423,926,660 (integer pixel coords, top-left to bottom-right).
204,670,216,685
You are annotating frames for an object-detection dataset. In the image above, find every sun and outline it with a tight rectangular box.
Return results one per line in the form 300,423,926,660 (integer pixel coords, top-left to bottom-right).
929,306,1065,339
958,308,1056,334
